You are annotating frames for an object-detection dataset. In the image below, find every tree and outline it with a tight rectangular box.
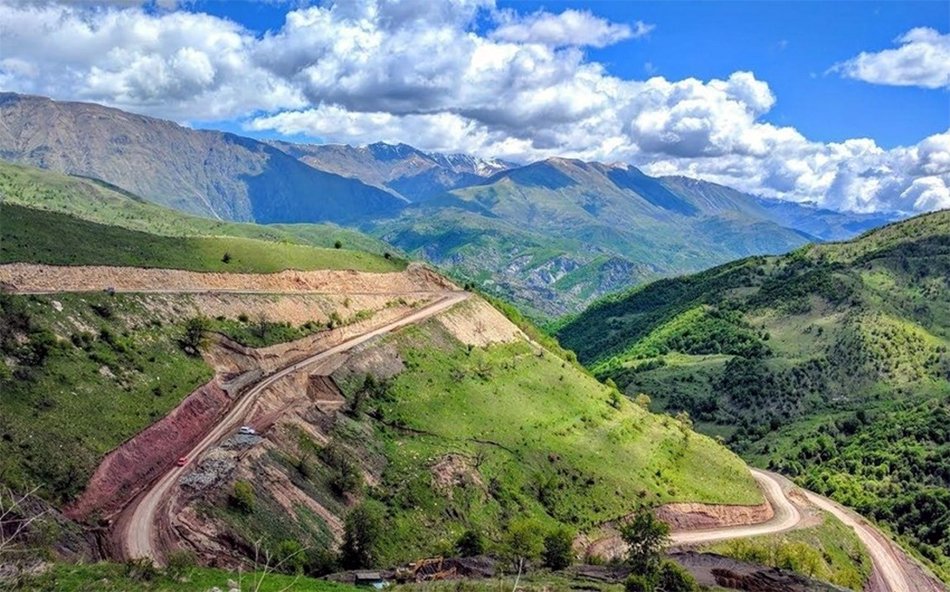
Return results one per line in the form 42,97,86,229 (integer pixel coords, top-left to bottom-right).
230,480,255,514
273,539,307,574
340,502,384,569
180,316,209,356
504,518,544,566
541,527,574,570
253,312,270,341
221,252,232,264
656,559,698,592
334,240,343,249
456,529,486,557
620,507,669,576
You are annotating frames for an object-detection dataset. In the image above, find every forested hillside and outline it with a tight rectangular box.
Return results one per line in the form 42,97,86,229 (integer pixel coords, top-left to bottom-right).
557,211,950,581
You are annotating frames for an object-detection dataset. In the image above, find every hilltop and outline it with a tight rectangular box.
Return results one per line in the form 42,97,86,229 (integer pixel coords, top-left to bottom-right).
556,210,950,580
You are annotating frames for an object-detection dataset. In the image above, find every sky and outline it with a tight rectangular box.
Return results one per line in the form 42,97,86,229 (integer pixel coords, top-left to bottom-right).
0,0,948,213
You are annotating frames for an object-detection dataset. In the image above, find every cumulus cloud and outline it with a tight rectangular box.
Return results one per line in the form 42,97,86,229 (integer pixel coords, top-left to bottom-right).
0,0,946,213
490,9,649,48
834,27,950,89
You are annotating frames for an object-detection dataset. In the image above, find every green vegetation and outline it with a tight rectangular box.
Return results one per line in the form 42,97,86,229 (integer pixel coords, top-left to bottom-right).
1,202,404,273
324,318,760,566
18,561,361,592
557,210,950,580
703,511,872,590
0,292,212,503
0,160,394,255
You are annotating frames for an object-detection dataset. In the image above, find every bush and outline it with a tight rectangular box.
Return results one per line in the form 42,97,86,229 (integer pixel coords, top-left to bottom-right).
541,527,574,570
656,559,698,592
624,574,652,592
273,539,306,574
229,480,255,513
341,502,384,569
504,518,544,566
165,549,196,579
123,557,159,582
456,529,486,557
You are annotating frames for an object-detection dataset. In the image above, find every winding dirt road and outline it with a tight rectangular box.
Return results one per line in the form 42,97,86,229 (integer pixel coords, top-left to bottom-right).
669,469,800,546
117,291,469,563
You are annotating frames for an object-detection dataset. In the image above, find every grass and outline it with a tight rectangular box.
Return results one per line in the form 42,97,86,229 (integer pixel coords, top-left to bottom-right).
1,202,405,274
18,562,360,592
702,511,872,590
346,318,761,564
0,160,395,255
557,209,950,580
0,292,213,503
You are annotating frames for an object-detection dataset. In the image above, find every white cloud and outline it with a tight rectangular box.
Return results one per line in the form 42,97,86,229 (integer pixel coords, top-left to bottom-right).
490,9,649,48
834,27,950,89
0,0,947,214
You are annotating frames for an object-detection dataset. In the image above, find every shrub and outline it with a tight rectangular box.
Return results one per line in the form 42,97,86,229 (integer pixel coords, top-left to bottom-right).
221,252,232,264
340,502,384,569
541,527,574,570
273,539,306,574
165,549,196,579
229,480,255,513
504,518,544,566
656,559,698,592
123,557,159,582
624,574,652,592
456,529,486,557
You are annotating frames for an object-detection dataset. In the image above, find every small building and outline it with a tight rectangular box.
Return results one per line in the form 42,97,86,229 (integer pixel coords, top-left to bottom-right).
354,571,388,589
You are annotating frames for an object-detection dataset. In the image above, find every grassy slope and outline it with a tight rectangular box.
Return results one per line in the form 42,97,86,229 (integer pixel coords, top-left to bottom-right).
2,202,404,273
0,292,213,503
27,563,358,592
703,511,872,590
0,160,395,255
324,307,761,565
556,210,950,580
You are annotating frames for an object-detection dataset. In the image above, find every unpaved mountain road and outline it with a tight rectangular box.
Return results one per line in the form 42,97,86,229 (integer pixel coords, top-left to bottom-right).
116,291,470,564
669,470,944,592
669,469,800,546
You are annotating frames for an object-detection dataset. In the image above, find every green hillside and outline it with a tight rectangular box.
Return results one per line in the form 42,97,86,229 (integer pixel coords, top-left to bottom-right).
556,210,950,580
0,161,396,256
373,158,815,319
1,202,403,273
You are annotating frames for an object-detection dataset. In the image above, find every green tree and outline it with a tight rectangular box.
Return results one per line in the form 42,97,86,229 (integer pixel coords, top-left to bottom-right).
620,507,669,576
340,502,384,569
456,529,486,557
656,559,698,592
504,518,544,567
541,527,575,570
229,480,255,514
180,316,209,356
334,240,343,249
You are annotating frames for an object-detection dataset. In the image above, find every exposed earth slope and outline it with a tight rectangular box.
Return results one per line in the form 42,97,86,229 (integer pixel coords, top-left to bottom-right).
557,210,950,582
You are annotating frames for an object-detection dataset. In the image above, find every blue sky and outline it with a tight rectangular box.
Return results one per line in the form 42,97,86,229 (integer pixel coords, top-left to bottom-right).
1,0,948,212
194,0,949,149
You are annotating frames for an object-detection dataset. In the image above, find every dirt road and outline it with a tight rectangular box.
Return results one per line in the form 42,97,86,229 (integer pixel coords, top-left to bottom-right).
669,469,800,545
118,291,469,563
666,470,943,592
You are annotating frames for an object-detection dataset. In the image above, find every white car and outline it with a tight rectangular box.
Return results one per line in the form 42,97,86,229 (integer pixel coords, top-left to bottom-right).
238,426,256,435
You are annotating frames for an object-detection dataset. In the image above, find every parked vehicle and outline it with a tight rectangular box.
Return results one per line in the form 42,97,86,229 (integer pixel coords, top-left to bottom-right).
176,456,188,467
238,426,256,435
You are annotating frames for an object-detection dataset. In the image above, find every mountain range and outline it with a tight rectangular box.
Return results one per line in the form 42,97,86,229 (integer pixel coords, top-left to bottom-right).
0,92,898,317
